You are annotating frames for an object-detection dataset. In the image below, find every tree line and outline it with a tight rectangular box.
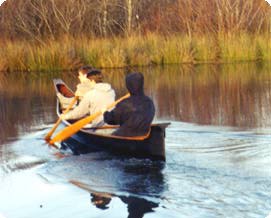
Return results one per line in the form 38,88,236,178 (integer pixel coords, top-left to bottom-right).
0,0,270,43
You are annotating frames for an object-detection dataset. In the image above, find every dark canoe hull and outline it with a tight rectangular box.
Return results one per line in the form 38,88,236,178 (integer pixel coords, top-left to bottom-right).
53,79,170,161
60,122,169,161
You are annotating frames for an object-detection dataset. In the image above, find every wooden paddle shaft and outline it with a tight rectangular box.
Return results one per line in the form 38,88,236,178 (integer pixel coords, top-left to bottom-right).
44,96,78,142
49,93,130,145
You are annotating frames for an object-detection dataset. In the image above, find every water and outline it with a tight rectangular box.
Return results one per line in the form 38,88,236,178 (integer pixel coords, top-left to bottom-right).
0,63,271,218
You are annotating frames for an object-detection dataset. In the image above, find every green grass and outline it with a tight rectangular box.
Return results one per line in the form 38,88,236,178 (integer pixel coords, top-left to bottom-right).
0,33,270,72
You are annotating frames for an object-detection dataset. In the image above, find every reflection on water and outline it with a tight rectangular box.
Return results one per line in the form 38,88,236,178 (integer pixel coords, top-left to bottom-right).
90,192,112,210
1,63,271,218
1,63,271,145
76,163,162,218
152,63,271,127
118,195,158,218
45,154,165,218
90,192,158,218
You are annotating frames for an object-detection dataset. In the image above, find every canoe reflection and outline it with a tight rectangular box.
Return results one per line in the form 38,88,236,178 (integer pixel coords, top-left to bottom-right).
71,160,164,218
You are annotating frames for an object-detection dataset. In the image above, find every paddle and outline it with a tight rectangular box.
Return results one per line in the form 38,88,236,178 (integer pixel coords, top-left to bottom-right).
44,96,78,142
49,93,130,145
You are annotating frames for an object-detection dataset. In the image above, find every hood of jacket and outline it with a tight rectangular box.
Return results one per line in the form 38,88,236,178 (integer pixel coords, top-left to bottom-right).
125,72,144,96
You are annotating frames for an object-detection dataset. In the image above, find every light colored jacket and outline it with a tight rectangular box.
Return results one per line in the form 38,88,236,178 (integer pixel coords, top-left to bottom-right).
62,83,115,127
57,81,93,109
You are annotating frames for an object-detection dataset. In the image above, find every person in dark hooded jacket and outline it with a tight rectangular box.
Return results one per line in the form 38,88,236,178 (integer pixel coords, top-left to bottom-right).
103,72,155,137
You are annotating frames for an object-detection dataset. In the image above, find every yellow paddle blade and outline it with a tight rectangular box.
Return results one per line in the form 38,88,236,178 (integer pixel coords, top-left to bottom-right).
49,93,130,145
44,96,78,142
49,111,102,144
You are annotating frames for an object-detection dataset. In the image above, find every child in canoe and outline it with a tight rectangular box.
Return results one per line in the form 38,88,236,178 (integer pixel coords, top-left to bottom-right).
57,65,95,109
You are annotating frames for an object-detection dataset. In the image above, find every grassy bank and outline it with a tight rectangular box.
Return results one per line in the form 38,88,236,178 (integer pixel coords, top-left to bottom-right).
0,33,270,72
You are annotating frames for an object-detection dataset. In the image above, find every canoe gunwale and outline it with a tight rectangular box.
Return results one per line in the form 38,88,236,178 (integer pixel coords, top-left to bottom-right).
57,101,170,141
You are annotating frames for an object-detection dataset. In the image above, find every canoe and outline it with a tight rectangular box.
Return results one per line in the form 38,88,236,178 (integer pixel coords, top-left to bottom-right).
53,79,170,161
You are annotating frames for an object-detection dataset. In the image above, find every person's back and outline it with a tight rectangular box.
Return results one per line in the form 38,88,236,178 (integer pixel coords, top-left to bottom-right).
82,82,115,127
103,72,155,137
60,69,115,128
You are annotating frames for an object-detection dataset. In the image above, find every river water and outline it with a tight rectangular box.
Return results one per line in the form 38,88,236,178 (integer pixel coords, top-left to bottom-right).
0,63,271,218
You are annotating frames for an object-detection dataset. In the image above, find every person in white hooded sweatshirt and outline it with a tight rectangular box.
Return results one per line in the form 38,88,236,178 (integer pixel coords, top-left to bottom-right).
60,69,115,128
57,65,94,109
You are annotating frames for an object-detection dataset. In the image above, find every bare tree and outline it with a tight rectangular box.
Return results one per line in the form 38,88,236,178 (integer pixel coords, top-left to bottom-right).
0,0,270,40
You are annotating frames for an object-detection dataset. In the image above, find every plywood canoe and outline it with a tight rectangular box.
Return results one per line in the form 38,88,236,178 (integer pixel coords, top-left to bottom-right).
53,79,170,161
